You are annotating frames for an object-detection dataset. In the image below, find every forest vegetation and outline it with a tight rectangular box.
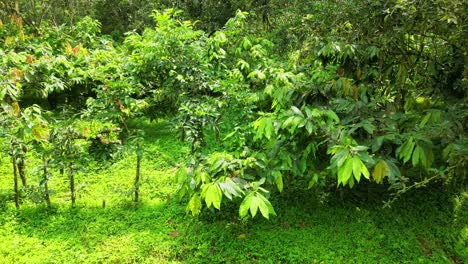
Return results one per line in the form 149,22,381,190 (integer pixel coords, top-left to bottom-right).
0,0,467,262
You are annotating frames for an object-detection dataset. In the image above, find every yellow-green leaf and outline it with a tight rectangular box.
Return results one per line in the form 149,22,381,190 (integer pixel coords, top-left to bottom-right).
187,194,202,216
239,192,254,218
361,162,370,179
249,195,259,218
205,183,222,209
275,171,283,192
338,157,353,185
352,156,362,182
372,160,389,184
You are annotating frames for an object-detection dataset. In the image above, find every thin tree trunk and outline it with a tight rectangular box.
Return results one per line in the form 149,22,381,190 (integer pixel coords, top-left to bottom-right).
69,163,75,207
18,157,27,187
134,154,141,203
13,155,19,209
43,156,51,208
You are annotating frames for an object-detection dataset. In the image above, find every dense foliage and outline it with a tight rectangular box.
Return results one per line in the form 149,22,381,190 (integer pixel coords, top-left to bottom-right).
0,0,467,262
1,0,466,223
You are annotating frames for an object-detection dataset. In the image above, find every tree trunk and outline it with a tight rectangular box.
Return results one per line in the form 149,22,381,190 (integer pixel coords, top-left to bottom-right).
18,157,27,187
13,155,19,209
69,163,75,207
134,154,141,203
43,156,51,208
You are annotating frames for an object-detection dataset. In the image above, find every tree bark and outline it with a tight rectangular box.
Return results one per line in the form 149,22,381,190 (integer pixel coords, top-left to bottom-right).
18,157,27,187
13,155,19,209
134,154,141,203
69,163,75,207
43,156,51,208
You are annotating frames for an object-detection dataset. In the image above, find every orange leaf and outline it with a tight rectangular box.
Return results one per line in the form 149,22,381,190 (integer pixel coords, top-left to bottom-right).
168,231,180,237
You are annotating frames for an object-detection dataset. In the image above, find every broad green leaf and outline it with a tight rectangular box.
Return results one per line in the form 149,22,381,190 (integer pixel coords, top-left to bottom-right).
300,155,307,173
338,157,353,185
291,106,304,117
257,195,270,219
348,176,355,188
305,121,314,135
239,192,254,218
218,178,244,200
362,122,374,135
412,145,421,167
412,145,428,168
443,144,454,159
274,171,283,192
420,112,431,128
175,167,187,184
361,162,370,179
352,156,362,182
372,160,389,184
249,195,259,218
400,138,415,163
335,150,349,167
282,116,295,129
257,193,276,218
204,183,222,209
308,173,319,188
187,194,202,216
387,160,401,183
210,157,225,172
372,136,385,153
247,69,266,80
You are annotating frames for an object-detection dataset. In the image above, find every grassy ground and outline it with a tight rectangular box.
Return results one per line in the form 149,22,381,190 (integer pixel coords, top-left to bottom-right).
0,119,466,263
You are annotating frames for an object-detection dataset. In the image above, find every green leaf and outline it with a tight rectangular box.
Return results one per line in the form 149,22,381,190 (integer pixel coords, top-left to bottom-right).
398,138,415,163
239,192,254,218
387,160,401,183
274,171,283,192
308,173,319,188
187,194,202,216
338,157,353,185
372,160,389,184
305,121,314,134
372,136,385,153
362,122,374,134
254,117,274,140
412,145,421,167
443,144,454,159
204,183,222,209
175,167,187,184
257,193,276,218
249,195,259,218
291,106,304,117
282,116,295,129
361,162,370,179
335,150,349,167
218,178,244,200
412,145,428,168
352,156,362,182
264,118,273,140
348,175,355,188
257,195,269,219
420,112,431,128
